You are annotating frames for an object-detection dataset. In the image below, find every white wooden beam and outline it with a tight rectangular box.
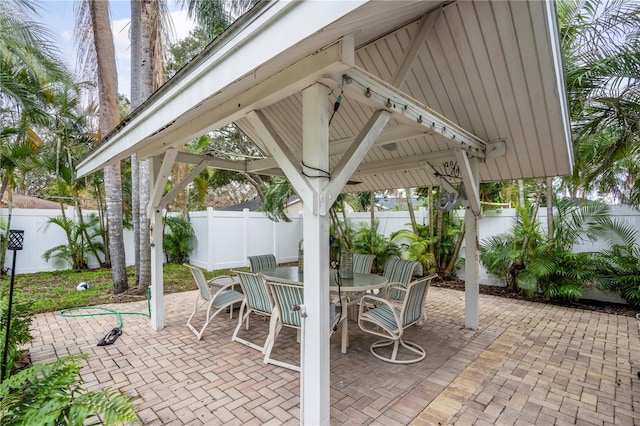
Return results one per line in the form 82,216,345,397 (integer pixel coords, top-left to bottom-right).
336,68,487,158
174,151,247,171
246,110,315,209
353,150,455,177
149,155,164,331
134,39,354,161
320,110,390,214
77,0,362,177
159,161,208,210
423,162,458,194
487,139,507,158
246,125,428,174
464,155,480,330
147,148,178,217
300,83,331,425
455,150,482,216
328,125,428,160
392,10,441,86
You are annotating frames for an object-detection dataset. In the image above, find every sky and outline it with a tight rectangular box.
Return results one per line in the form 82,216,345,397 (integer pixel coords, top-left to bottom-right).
36,0,196,98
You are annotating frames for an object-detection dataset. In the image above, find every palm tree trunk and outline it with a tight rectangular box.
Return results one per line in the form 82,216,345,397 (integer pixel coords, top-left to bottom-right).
546,177,553,239
131,0,162,293
435,208,444,270
89,0,127,294
370,191,375,258
428,186,434,253
405,188,418,235
444,220,465,278
0,184,14,274
93,177,110,266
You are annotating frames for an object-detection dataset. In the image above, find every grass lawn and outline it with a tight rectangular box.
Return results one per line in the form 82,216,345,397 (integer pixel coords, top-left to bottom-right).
3,264,243,314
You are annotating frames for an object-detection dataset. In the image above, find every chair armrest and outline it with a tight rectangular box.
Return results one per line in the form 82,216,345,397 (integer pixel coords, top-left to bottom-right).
360,293,394,310
207,275,241,294
384,282,407,299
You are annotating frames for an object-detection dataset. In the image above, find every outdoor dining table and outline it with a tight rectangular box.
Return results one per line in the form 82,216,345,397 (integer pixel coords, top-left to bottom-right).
260,266,388,352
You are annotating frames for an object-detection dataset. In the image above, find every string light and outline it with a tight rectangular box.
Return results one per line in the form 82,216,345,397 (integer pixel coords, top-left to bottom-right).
340,73,487,156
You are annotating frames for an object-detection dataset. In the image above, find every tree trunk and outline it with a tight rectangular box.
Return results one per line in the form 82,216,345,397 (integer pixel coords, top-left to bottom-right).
94,177,110,266
428,186,434,253
436,208,444,270
0,185,14,274
370,191,375,261
131,0,141,285
444,220,465,278
405,188,418,235
546,176,553,239
131,0,161,293
90,0,128,294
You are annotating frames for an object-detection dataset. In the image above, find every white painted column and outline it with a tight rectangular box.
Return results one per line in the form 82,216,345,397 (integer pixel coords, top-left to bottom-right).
301,83,331,425
464,157,480,329
149,155,165,331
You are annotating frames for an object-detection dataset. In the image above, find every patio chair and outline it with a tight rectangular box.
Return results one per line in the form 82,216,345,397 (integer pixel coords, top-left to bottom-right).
263,277,347,372
353,253,376,274
341,253,376,317
231,270,274,352
358,274,436,364
185,264,244,340
383,256,422,301
247,254,277,272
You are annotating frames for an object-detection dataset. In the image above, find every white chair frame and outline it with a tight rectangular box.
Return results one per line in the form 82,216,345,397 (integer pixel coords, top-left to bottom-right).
263,277,347,372
231,270,274,353
358,275,436,364
185,264,244,340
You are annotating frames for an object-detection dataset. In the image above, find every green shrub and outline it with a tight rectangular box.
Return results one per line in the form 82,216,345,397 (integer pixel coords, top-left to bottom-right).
0,292,33,377
0,354,137,425
163,215,197,264
351,221,400,272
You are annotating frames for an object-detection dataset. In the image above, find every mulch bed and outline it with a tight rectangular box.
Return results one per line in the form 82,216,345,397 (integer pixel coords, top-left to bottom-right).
434,279,639,318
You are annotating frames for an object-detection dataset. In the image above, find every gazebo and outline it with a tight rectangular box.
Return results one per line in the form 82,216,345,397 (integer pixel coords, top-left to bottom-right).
77,1,572,424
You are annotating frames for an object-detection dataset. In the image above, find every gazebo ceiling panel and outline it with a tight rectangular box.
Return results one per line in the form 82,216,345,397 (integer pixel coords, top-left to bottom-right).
233,0,571,195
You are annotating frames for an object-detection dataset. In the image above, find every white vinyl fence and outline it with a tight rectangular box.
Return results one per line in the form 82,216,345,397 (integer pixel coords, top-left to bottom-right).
3,206,640,285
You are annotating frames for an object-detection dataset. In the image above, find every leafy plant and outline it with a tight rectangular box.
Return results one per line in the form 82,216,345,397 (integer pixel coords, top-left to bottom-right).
0,293,33,377
42,214,104,270
391,224,437,274
480,199,619,301
0,354,137,425
351,221,400,272
591,218,640,308
163,215,197,264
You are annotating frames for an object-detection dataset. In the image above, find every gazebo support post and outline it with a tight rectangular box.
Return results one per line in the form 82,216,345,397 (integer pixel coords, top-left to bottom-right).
149,154,165,331
301,83,332,425
463,155,480,329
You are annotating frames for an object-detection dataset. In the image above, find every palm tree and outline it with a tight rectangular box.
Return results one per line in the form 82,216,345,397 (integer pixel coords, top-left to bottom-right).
559,0,640,203
130,0,170,293
179,0,258,41
76,0,128,293
0,0,70,271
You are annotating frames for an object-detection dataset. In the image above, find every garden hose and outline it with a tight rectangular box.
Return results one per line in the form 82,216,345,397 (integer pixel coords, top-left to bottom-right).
59,288,151,346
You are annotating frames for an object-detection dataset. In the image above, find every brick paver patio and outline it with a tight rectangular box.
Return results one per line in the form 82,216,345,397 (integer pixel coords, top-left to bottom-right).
27,286,640,425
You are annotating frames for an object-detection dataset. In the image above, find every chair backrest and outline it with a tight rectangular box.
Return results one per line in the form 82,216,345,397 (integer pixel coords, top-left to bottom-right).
266,278,304,328
353,253,376,274
186,264,211,301
383,256,421,284
247,254,277,272
401,276,433,326
235,270,272,315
